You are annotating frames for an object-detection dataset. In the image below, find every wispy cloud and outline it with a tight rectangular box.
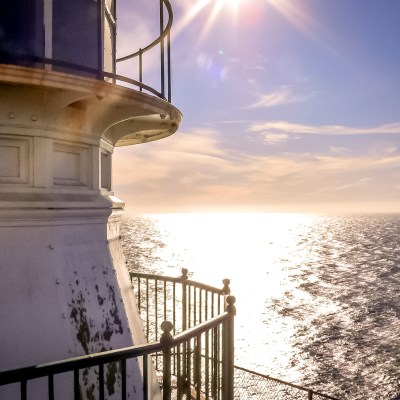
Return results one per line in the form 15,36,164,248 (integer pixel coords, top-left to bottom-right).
329,146,350,155
264,133,290,144
113,128,400,213
249,121,400,135
249,86,317,108
332,177,372,192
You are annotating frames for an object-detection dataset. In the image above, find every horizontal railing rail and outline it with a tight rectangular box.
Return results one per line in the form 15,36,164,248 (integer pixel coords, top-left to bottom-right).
0,312,229,385
116,0,173,62
0,312,235,400
0,56,165,99
234,365,339,400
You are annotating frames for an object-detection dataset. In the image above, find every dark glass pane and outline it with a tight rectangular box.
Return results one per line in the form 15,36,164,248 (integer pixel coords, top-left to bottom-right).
0,0,44,62
53,0,101,75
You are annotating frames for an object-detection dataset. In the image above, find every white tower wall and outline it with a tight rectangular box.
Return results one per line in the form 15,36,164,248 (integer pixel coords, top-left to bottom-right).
0,65,181,399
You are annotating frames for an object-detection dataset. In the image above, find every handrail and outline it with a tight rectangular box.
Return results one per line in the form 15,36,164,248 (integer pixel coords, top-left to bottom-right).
0,312,231,387
0,56,166,99
173,311,229,344
0,342,160,386
234,365,340,400
132,271,226,295
116,0,173,63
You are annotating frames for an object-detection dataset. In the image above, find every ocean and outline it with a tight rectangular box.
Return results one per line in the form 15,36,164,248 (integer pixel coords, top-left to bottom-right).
121,213,400,399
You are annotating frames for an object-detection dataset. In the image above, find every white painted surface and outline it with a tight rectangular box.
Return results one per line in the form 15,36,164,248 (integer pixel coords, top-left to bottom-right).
0,65,177,399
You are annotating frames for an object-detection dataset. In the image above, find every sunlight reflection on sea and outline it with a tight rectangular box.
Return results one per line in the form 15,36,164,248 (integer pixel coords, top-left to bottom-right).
122,213,400,400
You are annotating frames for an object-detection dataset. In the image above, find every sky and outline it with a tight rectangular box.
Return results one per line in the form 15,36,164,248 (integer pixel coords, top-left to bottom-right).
114,0,400,214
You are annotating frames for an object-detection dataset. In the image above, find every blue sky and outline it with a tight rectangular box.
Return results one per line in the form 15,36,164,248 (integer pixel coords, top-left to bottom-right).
114,0,400,213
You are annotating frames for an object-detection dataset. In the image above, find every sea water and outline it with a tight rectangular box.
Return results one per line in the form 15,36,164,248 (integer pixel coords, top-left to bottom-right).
121,213,400,399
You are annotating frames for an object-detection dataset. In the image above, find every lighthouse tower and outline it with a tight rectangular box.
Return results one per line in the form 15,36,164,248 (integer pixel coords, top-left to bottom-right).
0,0,181,398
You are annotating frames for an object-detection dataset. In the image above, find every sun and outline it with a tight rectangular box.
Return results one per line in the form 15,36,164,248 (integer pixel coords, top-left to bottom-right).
174,0,254,45
215,0,247,12
216,0,241,7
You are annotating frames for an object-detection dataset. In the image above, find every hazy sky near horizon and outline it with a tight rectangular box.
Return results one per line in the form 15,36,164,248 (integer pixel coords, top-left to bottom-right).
114,0,400,214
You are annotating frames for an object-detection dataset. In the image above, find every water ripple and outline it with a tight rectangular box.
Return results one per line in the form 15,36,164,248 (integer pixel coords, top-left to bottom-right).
122,213,400,399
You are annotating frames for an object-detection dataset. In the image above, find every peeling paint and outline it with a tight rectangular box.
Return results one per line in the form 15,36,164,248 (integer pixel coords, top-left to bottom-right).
106,362,119,396
66,264,128,396
86,383,95,400
69,292,90,354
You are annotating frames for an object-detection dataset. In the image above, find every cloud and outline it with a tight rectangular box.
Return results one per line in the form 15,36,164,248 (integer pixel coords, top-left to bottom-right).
329,146,350,155
264,133,290,144
249,86,317,108
332,177,372,192
249,121,400,135
113,128,400,213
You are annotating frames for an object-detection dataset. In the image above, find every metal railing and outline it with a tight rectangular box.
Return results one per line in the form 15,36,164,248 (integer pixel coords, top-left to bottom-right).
0,269,235,400
0,267,339,400
131,269,340,400
130,268,231,340
0,0,174,102
234,366,339,400
117,0,174,101
130,268,234,399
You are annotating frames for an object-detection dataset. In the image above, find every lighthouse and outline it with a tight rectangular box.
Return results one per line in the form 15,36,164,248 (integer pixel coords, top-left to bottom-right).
0,0,181,398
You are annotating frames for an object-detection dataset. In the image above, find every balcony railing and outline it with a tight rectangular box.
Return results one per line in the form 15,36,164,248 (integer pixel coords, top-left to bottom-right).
130,268,234,399
0,0,174,102
130,269,339,400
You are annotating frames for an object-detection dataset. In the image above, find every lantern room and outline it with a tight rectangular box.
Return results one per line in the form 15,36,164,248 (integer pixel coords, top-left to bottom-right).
0,0,115,76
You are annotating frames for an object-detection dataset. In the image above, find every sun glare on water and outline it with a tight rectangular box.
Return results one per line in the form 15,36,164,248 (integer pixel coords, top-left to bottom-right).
131,212,320,380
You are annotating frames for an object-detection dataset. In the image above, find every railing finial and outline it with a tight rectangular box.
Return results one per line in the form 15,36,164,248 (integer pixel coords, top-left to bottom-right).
225,295,236,315
181,268,188,281
222,278,231,295
160,320,173,340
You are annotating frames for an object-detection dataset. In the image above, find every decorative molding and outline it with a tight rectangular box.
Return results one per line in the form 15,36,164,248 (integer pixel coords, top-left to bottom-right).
0,136,31,185
53,142,90,187
100,149,112,190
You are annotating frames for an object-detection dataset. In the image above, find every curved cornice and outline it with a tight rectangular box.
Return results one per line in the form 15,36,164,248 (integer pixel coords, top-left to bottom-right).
0,65,182,147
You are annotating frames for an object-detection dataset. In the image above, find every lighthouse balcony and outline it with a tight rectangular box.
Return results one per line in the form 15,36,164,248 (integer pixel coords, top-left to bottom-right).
0,0,174,102
0,0,181,152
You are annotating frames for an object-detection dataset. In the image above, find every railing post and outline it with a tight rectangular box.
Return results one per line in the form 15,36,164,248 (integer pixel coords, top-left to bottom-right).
159,0,165,98
180,268,189,397
161,320,174,400
308,390,313,399
181,268,189,331
222,295,236,400
139,48,143,92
